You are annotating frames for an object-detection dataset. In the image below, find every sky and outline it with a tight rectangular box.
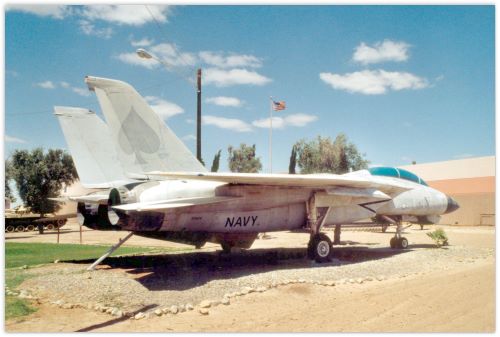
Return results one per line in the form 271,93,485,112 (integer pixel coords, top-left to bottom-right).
5,5,495,175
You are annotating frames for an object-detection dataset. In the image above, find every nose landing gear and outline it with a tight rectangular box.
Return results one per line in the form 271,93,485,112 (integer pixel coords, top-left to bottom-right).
389,219,408,249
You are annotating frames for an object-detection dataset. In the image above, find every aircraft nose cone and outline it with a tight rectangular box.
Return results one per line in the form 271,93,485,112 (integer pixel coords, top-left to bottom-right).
445,196,460,214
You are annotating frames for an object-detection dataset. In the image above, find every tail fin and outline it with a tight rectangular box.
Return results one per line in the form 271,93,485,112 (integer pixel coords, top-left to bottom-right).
54,106,129,188
85,76,207,173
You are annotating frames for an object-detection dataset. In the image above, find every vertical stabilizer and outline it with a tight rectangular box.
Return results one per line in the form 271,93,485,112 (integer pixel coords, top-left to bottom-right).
85,76,207,174
54,106,129,188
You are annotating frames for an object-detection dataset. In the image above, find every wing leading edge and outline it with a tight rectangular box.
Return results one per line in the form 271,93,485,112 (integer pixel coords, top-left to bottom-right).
146,171,411,195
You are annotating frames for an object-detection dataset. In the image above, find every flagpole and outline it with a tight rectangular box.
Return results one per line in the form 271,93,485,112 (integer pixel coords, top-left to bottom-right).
269,96,273,173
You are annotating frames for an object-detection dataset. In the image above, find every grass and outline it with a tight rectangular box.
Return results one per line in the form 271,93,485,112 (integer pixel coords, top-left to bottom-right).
5,242,184,321
5,242,162,269
6,297,37,320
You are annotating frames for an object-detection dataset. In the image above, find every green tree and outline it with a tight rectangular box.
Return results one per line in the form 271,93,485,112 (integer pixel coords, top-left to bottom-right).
5,159,16,203
295,133,369,174
228,144,262,173
9,148,78,215
289,144,297,174
210,150,222,172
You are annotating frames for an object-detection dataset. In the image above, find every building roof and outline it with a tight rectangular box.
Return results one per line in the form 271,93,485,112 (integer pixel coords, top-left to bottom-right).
399,156,495,181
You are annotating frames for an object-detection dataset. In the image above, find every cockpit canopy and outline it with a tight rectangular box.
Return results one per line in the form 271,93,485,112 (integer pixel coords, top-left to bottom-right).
368,167,428,186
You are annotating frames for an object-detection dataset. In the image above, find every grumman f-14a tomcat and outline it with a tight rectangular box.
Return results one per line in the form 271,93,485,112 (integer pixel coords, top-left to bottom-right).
54,76,459,263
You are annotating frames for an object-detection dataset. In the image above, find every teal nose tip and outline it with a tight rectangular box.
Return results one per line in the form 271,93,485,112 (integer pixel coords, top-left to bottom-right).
445,196,459,214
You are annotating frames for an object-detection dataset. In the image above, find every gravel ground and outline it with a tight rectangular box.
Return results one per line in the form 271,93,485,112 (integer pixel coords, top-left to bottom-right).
17,227,494,317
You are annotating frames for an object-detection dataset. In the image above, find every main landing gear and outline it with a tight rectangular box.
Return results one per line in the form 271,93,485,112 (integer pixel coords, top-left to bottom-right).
389,220,408,249
306,194,334,263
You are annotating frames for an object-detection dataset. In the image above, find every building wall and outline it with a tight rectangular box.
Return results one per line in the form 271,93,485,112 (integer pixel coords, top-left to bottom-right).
400,156,495,226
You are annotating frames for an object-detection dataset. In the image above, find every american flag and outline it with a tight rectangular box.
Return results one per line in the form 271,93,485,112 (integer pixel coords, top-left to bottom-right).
272,100,286,111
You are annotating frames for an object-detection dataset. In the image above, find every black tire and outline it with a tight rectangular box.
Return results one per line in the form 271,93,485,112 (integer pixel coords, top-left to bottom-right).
15,225,25,232
46,224,54,230
220,242,233,254
57,219,66,227
306,240,315,259
311,233,332,263
390,237,397,249
6,225,15,233
26,225,35,232
398,237,409,249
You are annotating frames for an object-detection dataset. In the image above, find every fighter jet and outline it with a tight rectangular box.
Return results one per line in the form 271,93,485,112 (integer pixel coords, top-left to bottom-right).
54,76,459,263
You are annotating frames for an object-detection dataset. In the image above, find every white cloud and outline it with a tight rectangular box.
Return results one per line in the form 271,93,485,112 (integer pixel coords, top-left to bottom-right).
145,96,184,119
319,70,428,95
35,81,55,89
182,134,196,141
79,20,113,39
206,96,243,107
117,42,196,70
453,153,475,159
204,68,272,87
72,87,91,97
131,37,154,47
81,5,171,26
60,81,70,88
199,51,262,68
5,135,27,144
6,5,71,19
185,119,195,124
284,113,319,127
202,115,253,132
150,43,197,68
116,52,158,69
353,40,410,65
252,113,318,129
6,70,19,78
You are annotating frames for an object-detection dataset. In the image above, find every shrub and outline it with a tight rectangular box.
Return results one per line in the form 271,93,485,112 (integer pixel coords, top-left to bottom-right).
427,228,449,247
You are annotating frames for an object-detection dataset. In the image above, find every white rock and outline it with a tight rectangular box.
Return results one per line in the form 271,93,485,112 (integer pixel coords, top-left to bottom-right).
178,304,186,312
154,309,163,316
170,305,178,314
111,308,122,317
186,303,194,311
256,286,268,292
221,297,230,305
62,303,74,309
356,278,364,284
54,259,60,264
200,300,211,308
134,312,145,320
199,308,209,315
106,307,113,314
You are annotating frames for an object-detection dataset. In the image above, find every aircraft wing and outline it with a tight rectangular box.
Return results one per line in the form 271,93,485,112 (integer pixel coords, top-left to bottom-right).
112,196,239,212
147,171,411,195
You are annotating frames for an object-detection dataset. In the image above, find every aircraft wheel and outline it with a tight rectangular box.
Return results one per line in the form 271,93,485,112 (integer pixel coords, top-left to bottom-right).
306,241,315,259
398,237,409,249
390,237,397,249
6,225,15,233
220,242,233,254
15,225,25,232
46,224,54,230
311,233,332,263
26,225,35,231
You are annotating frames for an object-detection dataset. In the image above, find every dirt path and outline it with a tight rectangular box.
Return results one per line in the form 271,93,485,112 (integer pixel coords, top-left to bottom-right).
7,259,494,332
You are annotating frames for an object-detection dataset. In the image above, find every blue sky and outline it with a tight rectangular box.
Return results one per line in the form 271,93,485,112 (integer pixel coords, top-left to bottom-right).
5,5,495,174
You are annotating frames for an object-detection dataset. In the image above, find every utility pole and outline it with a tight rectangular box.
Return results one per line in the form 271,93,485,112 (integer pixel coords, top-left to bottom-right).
196,68,202,163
